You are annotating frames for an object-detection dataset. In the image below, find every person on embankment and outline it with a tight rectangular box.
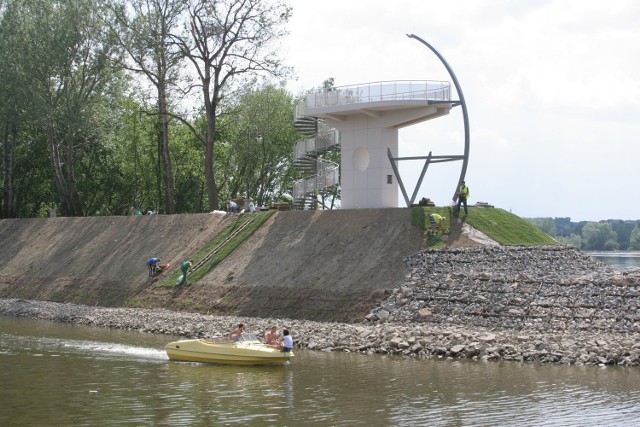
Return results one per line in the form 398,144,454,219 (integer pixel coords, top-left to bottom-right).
147,257,161,277
176,260,193,286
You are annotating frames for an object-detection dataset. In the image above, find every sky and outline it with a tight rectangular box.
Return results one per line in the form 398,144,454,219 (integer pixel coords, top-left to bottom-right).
280,0,640,221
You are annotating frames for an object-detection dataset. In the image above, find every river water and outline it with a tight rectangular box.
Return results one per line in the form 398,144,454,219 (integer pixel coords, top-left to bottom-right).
590,252,640,269
2,316,640,426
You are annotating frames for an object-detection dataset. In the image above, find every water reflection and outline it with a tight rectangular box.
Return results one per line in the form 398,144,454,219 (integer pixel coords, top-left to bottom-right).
2,316,640,426
590,252,640,268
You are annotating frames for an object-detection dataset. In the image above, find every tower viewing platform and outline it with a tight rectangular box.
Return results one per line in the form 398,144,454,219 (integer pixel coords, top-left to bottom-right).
296,80,457,209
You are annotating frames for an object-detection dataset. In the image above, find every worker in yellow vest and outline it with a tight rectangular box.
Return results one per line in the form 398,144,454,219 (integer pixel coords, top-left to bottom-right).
456,180,470,215
429,213,446,234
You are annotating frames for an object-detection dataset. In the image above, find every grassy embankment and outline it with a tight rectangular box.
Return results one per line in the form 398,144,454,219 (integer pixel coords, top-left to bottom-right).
412,206,557,247
157,209,277,288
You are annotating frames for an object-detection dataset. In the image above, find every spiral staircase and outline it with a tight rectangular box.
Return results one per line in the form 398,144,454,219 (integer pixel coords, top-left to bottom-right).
292,114,340,210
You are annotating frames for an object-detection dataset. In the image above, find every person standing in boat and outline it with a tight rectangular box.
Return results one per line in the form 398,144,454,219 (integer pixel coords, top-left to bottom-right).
264,326,278,346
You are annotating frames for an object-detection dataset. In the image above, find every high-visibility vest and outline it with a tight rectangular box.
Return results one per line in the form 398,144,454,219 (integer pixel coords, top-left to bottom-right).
459,185,469,199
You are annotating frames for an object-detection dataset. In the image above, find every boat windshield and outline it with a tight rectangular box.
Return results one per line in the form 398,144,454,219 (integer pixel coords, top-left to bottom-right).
235,333,259,342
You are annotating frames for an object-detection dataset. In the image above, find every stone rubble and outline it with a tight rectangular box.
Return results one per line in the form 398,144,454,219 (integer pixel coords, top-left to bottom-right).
2,245,640,367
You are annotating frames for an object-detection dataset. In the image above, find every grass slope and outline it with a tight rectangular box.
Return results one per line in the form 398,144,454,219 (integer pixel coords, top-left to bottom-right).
413,206,557,246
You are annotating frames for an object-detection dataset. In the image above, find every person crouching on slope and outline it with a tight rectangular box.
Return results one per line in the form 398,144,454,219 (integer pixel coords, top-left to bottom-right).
176,260,193,286
147,257,161,277
428,214,446,235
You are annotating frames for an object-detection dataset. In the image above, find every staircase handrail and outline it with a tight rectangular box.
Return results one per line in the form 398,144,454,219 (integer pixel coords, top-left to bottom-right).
294,128,339,161
293,158,339,200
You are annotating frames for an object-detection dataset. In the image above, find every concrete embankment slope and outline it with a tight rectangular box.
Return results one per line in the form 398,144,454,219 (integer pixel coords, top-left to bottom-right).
0,213,229,305
0,209,425,322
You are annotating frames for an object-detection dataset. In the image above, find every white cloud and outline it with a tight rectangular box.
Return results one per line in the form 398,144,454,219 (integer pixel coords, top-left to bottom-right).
283,0,640,221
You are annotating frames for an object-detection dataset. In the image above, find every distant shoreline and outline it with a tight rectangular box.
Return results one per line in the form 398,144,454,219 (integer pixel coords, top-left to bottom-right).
587,251,640,254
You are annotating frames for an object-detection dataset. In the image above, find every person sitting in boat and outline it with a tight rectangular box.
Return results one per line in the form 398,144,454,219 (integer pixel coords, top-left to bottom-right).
280,329,293,352
264,326,278,346
230,323,245,341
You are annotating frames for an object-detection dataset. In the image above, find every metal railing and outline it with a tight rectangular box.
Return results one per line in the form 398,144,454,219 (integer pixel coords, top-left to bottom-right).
295,80,451,117
294,128,339,161
293,159,340,201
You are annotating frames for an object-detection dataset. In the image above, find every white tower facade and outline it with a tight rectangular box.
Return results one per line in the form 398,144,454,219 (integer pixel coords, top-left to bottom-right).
299,81,454,209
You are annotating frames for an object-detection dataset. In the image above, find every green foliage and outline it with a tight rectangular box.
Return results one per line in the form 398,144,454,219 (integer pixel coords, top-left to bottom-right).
630,226,640,250
610,220,636,250
581,222,618,251
216,84,300,208
553,217,575,237
170,122,208,213
603,239,620,251
556,233,582,248
525,217,556,237
10,129,52,217
0,0,126,217
527,217,640,251
0,0,299,218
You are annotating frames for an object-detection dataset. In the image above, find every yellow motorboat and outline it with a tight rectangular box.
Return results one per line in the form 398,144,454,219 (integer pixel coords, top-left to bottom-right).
165,333,294,366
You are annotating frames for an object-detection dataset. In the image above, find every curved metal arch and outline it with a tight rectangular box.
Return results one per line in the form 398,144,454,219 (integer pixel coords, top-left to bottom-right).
406,34,470,201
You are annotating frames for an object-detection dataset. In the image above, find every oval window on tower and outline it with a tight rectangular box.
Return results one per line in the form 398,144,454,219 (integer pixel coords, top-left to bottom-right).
352,147,370,172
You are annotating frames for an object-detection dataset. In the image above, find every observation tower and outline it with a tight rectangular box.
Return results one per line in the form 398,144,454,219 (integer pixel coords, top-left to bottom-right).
293,35,469,209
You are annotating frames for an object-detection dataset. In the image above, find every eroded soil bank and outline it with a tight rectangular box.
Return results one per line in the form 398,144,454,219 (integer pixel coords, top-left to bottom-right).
0,209,425,322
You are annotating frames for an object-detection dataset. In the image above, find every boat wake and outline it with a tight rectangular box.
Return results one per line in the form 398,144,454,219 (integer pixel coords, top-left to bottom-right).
64,340,168,361
1,330,168,362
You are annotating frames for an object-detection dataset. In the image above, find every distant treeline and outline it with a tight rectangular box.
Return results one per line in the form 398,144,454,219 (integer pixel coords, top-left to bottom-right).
526,218,640,251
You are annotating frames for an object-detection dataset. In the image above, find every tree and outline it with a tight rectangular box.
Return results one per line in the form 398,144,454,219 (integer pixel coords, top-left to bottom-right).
526,218,556,237
553,217,575,237
10,0,122,216
582,222,618,251
0,0,44,217
556,233,582,248
178,0,291,211
226,84,299,206
0,12,19,217
107,0,188,214
610,220,637,250
630,225,640,250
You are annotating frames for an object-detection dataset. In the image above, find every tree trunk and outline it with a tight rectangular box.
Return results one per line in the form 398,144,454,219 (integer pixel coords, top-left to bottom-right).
201,72,219,212
66,137,84,216
204,108,218,212
158,84,175,214
2,123,16,218
48,124,77,216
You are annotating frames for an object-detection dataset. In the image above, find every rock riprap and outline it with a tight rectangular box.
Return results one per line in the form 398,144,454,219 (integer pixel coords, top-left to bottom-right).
368,245,640,335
